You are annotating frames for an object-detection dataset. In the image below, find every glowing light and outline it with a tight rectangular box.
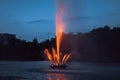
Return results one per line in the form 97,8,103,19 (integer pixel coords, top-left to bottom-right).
44,8,71,67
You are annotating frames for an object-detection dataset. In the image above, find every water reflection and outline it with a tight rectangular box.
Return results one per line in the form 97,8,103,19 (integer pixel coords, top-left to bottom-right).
47,73,70,80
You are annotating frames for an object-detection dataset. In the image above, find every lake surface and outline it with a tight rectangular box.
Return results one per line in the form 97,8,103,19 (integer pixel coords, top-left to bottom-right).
0,61,120,80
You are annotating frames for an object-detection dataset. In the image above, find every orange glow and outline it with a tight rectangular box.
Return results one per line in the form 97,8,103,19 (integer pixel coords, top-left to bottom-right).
44,8,71,66
56,8,64,63
47,73,68,80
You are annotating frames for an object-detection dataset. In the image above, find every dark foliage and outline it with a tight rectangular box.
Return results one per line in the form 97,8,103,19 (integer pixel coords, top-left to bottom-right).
0,38,44,61
60,26,120,62
0,26,120,62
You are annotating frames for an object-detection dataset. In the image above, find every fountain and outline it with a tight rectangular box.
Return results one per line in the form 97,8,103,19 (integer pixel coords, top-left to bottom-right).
44,8,71,69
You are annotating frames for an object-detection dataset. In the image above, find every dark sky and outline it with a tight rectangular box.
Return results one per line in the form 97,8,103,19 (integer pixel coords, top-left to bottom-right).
0,0,120,42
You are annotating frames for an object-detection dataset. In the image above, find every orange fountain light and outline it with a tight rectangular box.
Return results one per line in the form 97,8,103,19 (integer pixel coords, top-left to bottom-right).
44,8,71,68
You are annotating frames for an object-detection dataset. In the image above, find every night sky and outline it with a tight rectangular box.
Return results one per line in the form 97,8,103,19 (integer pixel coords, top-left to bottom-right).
0,0,120,42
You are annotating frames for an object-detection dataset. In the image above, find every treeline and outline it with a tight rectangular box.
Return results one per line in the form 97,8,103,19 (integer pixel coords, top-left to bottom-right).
0,25,120,62
60,26,120,62
0,38,45,61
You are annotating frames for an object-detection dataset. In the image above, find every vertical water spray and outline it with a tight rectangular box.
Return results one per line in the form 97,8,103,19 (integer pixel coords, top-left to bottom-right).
44,8,71,69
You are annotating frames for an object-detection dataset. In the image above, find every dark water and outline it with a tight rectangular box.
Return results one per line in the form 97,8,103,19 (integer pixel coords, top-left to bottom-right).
0,61,120,80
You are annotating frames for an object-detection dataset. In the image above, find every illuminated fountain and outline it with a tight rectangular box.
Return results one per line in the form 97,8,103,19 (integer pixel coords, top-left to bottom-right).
44,8,71,69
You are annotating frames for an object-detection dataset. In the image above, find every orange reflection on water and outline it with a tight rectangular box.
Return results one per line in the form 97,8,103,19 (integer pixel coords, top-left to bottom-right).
47,73,69,80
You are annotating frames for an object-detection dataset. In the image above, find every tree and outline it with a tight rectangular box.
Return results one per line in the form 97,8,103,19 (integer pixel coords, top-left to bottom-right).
33,37,38,44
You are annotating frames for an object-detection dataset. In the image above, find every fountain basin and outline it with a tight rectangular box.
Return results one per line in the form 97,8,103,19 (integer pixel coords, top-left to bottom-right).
50,64,66,69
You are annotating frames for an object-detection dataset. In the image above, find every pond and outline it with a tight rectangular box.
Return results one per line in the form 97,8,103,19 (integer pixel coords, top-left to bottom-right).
0,61,119,80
